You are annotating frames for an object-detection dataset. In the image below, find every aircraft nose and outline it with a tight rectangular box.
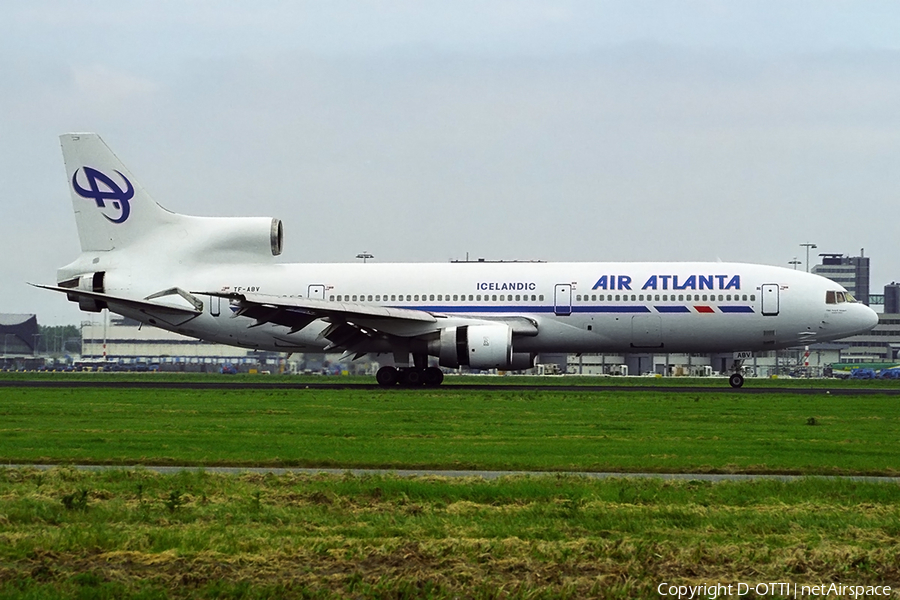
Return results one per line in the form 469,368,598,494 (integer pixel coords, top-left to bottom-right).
862,304,879,330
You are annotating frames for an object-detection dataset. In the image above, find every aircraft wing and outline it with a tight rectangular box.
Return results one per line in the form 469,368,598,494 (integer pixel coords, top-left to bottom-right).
201,291,441,351
201,291,537,354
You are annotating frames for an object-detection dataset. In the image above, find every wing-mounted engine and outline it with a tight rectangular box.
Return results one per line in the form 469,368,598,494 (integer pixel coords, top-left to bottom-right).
435,324,535,370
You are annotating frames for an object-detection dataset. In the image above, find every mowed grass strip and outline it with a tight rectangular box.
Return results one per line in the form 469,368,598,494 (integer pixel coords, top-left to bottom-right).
0,468,898,599
0,387,898,475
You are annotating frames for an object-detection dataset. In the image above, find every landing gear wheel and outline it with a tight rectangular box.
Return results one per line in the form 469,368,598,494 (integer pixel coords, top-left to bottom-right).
729,373,745,389
401,368,423,386
423,367,444,386
376,366,399,386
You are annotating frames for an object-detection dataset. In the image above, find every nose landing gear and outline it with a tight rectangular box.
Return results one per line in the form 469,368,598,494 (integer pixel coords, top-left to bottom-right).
728,372,745,388
728,359,745,388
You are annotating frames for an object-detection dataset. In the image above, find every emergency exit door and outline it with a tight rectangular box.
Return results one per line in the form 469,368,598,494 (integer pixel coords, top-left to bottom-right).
761,284,780,316
554,284,572,316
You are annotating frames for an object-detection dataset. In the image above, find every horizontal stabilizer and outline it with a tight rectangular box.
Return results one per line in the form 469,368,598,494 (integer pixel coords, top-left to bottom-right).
33,284,201,327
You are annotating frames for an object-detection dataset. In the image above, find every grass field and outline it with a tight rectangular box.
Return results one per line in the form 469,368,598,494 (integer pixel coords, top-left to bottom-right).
0,385,898,475
0,468,898,599
1,379,899,598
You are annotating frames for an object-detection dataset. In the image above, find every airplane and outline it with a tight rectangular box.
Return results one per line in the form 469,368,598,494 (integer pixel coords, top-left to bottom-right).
37,133,879,388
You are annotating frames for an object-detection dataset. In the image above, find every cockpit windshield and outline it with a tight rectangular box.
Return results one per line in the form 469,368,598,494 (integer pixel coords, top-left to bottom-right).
826,290,855,304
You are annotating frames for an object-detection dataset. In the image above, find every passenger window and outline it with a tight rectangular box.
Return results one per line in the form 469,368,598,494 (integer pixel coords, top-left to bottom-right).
742,294,747,301
631,294,636,301
539,295,544,301
750,294,755,301
492,295,497,301
655,295,660,301
615,294,620,301
468,295,474,301
726,294,731,301
406,295,411,301
678,294,683,301
329,295,334,301
477,295,481,301
515,294,520,301
367,295,372,301
375,295,380,302
390,295,396,301
531,295,536,301
718,295,723,301
576,295,582,301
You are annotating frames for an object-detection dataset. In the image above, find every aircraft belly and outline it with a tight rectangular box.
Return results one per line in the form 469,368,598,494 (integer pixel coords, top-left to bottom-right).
514,313,771,354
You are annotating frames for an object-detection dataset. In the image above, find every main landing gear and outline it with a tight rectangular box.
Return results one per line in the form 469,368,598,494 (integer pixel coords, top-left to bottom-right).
728,359,745,389
376,366,444,387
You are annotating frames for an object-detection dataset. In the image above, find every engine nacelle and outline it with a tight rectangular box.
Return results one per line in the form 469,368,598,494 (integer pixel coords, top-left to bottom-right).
437,324,535,371
185,216,283,260
61,271,107,312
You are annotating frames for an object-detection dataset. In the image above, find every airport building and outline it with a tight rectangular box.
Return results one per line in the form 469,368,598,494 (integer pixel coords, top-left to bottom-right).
80,315,260,371
78,314,374,374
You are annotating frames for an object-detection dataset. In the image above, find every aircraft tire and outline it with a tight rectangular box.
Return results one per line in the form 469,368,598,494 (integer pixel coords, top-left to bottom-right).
376,366,399,386
401,368,424,386
423,367,444,386
728,373,744,388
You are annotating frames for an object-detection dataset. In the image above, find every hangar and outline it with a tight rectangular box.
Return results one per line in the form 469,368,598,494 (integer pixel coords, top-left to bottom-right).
0,314,39,370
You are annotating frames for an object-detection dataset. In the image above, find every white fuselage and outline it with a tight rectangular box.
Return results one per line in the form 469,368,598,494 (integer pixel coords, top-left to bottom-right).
94,258,878,355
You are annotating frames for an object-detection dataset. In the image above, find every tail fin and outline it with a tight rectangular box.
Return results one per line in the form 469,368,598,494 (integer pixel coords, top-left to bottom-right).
60,133,177,252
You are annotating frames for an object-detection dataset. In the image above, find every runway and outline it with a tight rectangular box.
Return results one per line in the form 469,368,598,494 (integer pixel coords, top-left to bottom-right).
1,379,899,395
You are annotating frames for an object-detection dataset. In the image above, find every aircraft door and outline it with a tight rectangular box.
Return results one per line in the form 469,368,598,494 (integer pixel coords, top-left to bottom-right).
308,284,326,300
554,284,572,316
631,315,663,348
209,295,221,317
761,284,780,316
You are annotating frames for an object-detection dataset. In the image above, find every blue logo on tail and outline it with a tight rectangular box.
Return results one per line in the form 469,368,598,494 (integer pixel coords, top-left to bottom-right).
72,167,134,224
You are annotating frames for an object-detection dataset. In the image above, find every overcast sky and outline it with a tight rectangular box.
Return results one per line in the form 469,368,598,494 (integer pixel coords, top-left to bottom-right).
3,1,900,325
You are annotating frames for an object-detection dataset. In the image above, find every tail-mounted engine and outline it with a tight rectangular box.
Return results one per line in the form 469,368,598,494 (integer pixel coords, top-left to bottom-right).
187,217,283,260
437,324,534,371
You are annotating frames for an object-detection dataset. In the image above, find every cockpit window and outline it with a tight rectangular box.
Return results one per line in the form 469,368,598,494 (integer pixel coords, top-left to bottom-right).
826,290,854,304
